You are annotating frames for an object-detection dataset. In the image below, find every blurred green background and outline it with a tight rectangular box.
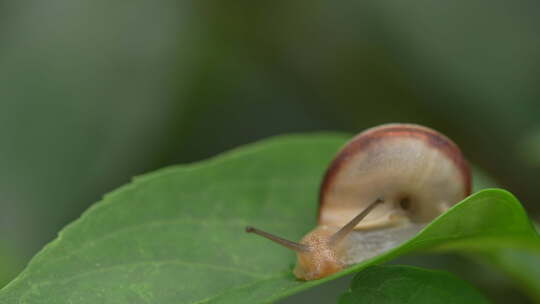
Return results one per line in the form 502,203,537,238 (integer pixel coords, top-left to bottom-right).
1,0,540,303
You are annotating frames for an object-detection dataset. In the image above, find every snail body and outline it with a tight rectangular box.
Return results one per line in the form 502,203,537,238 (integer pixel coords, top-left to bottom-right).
246,124,471,280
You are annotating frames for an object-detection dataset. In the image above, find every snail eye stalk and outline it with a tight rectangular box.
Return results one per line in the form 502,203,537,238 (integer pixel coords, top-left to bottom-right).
329,198,383,246
245,226,309,252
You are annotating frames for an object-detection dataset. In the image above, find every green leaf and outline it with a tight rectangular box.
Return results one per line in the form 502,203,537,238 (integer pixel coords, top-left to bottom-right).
338,265,490,304
1,134,539,304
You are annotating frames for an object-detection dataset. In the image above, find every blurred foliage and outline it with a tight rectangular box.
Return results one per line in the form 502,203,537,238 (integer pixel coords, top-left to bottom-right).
0,0,184,284
0,246,20,288
1,0,539,303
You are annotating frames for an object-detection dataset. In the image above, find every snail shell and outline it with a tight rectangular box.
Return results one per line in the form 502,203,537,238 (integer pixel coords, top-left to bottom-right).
319,123,470,229
246,123,471,280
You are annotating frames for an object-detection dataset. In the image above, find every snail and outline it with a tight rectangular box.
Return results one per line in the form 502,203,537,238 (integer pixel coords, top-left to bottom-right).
246,123,471,280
